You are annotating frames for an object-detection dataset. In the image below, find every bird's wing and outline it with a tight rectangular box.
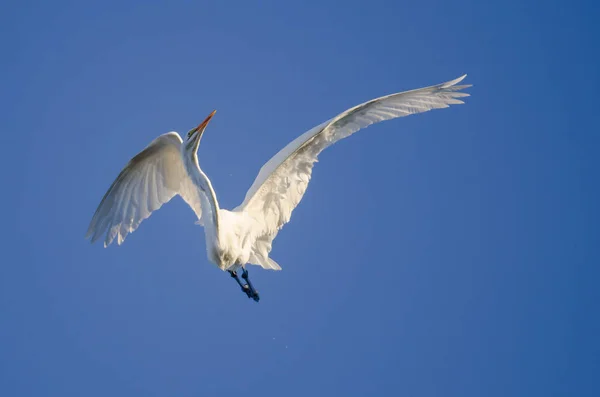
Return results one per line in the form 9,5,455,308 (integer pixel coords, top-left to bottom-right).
86,132,203,247
236,75,470,264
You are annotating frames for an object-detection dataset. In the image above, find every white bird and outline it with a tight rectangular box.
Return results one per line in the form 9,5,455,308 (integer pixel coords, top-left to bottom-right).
86,75,471,301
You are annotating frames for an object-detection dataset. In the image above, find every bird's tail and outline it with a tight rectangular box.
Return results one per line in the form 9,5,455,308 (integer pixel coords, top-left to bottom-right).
248,254,281,270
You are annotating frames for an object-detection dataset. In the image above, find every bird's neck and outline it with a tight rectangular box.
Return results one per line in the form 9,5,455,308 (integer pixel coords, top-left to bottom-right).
187,155,221,232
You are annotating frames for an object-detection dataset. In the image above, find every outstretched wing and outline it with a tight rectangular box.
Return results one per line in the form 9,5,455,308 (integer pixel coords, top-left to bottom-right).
86,132,203,247
236,75,471,268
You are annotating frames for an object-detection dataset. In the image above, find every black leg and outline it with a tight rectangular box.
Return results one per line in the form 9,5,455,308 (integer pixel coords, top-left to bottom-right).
229,271,250,293
241,268,260,302
228,270,259,302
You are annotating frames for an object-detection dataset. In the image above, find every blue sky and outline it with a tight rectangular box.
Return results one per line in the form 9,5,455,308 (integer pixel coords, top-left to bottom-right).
1,0,598,396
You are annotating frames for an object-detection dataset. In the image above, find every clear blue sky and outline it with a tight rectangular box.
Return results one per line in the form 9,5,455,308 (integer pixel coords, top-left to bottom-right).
1,1,598,396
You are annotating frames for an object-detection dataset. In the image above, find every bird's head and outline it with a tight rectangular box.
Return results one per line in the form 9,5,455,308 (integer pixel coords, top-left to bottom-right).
185,110,217,154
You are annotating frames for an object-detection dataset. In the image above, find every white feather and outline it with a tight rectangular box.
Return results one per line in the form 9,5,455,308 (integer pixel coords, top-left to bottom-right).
235,75,470,267
87,75,471,273
86,132,203,247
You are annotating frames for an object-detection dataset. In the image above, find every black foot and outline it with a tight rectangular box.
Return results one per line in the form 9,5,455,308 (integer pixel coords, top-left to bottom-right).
228,270,260,302
241,268,260,302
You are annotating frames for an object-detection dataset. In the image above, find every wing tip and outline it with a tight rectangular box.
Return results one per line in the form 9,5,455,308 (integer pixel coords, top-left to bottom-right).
442,74,468,88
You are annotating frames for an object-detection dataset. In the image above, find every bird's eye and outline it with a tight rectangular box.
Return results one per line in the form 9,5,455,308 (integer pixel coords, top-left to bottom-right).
187,129,195,139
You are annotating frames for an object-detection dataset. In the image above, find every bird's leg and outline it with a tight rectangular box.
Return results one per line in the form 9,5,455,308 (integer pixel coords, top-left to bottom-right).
241,268,260,302
228,269,260,302
229,270,256,300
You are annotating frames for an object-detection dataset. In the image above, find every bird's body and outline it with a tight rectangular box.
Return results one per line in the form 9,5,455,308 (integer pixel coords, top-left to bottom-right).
179,136,271,272
203,209,256,272
87,75,471,300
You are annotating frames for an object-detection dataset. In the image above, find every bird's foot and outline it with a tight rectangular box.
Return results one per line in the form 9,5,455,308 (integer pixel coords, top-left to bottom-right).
241,268,260,302
229,269,260,302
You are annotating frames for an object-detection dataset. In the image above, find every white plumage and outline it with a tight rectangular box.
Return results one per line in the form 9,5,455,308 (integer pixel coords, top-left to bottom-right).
87,75,471,277
87,133,204,247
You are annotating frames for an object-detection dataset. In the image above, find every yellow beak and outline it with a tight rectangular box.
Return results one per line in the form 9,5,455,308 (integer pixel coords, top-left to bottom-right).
188,110,217,139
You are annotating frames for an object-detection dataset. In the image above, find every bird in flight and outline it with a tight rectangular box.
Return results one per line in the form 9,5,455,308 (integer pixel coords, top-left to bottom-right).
86,75,471,302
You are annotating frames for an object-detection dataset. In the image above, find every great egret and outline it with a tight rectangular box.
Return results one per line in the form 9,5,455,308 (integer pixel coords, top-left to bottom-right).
86,75,471,301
